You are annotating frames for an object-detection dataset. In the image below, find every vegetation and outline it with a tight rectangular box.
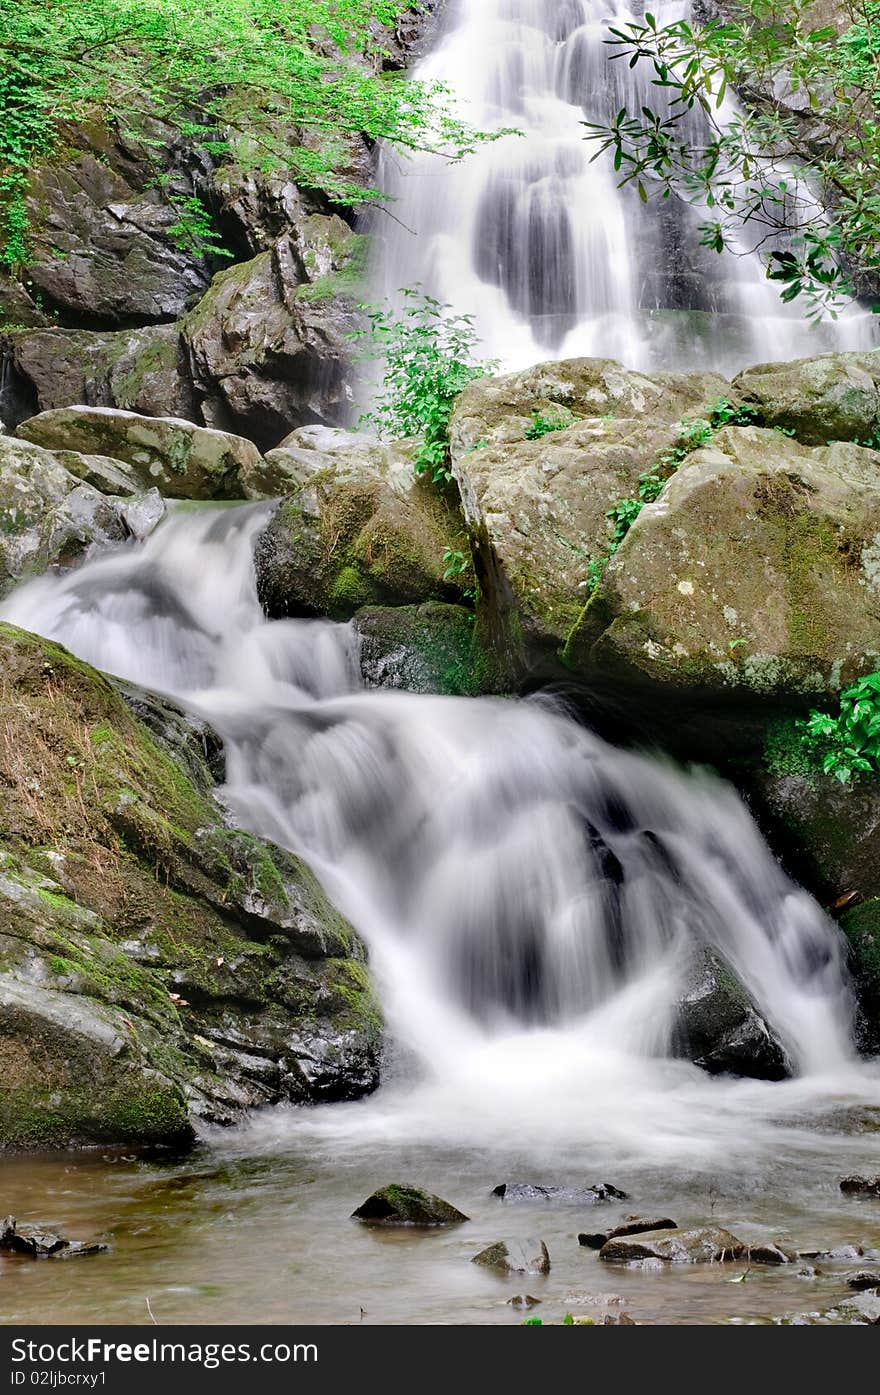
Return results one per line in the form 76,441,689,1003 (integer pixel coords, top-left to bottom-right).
524,408,579,439
355,288,496,481
0,0,498,266
802,671,880,783
582,1,880,319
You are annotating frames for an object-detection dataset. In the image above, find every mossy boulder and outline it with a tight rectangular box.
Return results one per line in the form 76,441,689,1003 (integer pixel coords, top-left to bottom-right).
0,623,381,1150
354,602,502,695
254,431,468,620
0,436,126,597
567,425,880,699
352,1185,469,1226
598,1226,745,1264
732,352,880,445
17,406,262,500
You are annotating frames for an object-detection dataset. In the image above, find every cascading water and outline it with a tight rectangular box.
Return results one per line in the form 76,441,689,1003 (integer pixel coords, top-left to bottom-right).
372,0,876,374
3,507,877,1170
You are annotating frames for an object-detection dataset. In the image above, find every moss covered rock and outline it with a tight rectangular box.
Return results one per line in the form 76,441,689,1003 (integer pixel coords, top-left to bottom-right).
567,425,880,699
0,437,126,597
352,1185,469,1226
732,352,880,445
17,406,262,500
0,623,381,1150
354,602,502,695
254,432,468,619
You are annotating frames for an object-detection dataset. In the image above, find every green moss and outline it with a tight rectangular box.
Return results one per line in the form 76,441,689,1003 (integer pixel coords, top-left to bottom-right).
764,716,819,783
329,564,375,614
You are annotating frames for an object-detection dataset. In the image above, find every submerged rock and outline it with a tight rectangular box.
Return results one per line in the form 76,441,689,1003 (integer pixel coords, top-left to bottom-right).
0,1217,107,1259
0,624,382,1149
599,1226,745,1264
17,407,262,500
507,1294,542,1309
840,1175,880,1197
674,946,790,1081
472,1239,551,1275
492,1182,628,1204
579,1217,677,1249
351,1185,468,1227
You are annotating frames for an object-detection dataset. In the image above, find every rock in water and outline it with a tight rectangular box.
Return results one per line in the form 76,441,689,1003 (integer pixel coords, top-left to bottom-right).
492,1182,627,1204
674,946,790,1081
599,1226,745,1264
847,1272,880,1291
579,1217,678,1249
351,1186,469,1226
0,1217,106,1259
472,1239,551,1274
746,1241,797,1265
507,1295,542,1309
840,1175,880,1197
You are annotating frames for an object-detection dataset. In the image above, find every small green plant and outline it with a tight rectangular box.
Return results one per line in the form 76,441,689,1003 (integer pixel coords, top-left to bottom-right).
442,547,468,581
802,672,880,784
355,288,496,482
562,1313,575,1326
166,195,232,260
522,1317,543,1326
524,408,578,440
708,397,761,429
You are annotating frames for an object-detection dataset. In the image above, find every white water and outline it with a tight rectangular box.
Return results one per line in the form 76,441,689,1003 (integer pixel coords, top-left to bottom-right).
373,0,876,374
3,507,878,1171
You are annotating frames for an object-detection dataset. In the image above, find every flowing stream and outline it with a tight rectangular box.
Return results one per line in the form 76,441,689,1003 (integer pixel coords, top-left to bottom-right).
373,0,875,373
1,507,879,1324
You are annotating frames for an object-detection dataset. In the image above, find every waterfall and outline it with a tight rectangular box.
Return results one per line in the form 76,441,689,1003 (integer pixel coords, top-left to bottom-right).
1,505,860,1126
372,0,876,374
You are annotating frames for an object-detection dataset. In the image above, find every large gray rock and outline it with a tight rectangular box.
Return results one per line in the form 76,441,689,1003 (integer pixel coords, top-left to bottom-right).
599,1226,745,1263
674,946,790,1080
4,325,196,425
17,406,262,500
0,624,382,1150
0,437,126,596
568,425,880,699
472,1239,551,1275
255,432,467,619
732,352,880,444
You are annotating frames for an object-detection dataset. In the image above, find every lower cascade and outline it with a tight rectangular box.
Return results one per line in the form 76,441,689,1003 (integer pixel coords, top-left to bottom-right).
2,503,871,1166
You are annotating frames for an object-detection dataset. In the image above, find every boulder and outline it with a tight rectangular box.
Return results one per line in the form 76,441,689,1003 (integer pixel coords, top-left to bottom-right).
181,223,366,451
568,425,880,700
847,1272,880,1291
0,437,126,597
254,433,467,619
117,489,166,543
351,1186,468,1226
449,359,727,680
599,1226,745,1263
3,325,196,425
746,1241,797,1264
0,624,381,1149
674,946,790,1080
472,1239,551,1275
355,603,501,695
17,407,262,500
732,352,880,444
492,1183,628,1204
55,451,142,495
579,1218,677,1249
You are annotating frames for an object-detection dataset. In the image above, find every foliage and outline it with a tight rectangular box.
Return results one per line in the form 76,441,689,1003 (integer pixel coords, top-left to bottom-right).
166,196,232,260
0,0,500,265
355,288,497,482
581,1,880,318
442,547,469,582
803,671,880,783
524,408,579,440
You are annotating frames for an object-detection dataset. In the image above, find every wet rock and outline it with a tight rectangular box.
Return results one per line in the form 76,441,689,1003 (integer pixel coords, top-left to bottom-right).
573,1312,636,1325
799,1244,871,1261
351,1186,468,1226
568,424,880,700
507,1295,542,1309
599,1225,745,1264
0,437,126,597
117,488,166,542
847,1271,880,1291
674,946,790,1081
472,1239,551,1275
840,1174,880,1197
732,352,880,444
746,1241,797,1264
579,1217,677,1249
254,433,467,619
0,624,381,1149
354,603,501,696
0,1217,107,1259
18,407,262,500
492,1182,628,1204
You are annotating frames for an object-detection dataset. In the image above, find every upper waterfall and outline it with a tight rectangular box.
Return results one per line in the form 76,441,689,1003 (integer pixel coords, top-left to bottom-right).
372,0,876,374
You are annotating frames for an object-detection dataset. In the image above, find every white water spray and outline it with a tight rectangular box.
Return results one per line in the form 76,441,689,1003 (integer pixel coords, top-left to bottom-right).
3,506,875,1168
373,0,875,374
